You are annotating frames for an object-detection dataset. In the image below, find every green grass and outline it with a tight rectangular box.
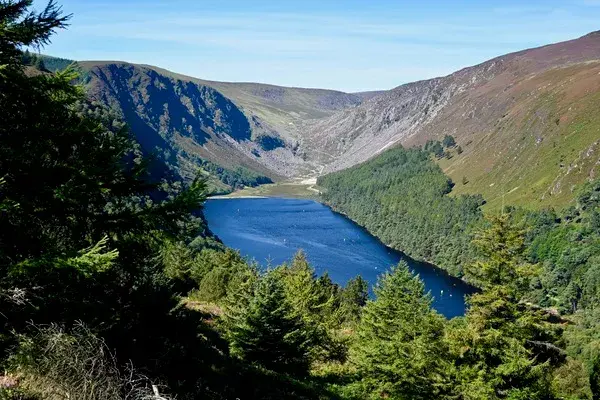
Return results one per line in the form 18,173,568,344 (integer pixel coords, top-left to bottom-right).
443,64,600,211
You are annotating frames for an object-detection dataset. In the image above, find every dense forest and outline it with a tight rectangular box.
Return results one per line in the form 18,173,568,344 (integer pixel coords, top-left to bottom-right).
1,1,600,399
317,142,600,315
515,181,600,312
318,138,600,398
21,50,72,72
317,145,484,276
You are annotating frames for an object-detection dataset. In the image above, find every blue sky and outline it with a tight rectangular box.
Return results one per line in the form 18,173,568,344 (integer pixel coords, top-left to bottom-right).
32,0,600,92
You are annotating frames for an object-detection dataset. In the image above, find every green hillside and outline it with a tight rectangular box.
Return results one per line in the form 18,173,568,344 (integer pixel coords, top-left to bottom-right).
317,146,484,276
437,62,600,210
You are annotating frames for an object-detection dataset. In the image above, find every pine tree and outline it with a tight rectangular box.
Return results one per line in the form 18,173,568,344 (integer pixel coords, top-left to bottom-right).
281,250,335,322
34,55,46,71
315,271,342,320
466,213,538,294
430,141,444,158
0,1,69,65
21,49,32,64
340,275,368,324
350,262,449,399
224,272,311,376
445,288,558,400
443,134,456,148
276,251,342,361
445,213,564,400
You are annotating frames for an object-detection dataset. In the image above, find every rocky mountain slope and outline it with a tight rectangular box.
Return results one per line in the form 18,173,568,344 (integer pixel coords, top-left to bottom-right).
78,61,371,182
70,31,600,207
302,31,600,208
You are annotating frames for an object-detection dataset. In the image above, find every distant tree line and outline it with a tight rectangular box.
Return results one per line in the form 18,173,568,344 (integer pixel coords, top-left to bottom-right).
21,49,74,72
201,160,273,191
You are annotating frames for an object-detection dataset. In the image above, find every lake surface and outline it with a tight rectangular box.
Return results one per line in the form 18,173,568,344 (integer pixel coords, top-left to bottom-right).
204,198,476,318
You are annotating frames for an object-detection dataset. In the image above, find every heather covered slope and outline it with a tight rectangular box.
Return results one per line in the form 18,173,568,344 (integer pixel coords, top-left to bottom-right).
304,32,600,209
72,31,600,207
436,60,600,209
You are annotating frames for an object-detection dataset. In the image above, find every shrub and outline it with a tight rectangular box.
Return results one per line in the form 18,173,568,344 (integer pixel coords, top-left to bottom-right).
7,323,169,400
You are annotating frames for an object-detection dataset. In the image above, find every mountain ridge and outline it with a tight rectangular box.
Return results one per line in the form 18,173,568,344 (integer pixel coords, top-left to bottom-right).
78,60,374,182
300,30,600,208
55,30,600,207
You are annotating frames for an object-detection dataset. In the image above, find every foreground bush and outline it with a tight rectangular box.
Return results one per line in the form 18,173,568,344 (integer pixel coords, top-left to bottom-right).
6,323,169,400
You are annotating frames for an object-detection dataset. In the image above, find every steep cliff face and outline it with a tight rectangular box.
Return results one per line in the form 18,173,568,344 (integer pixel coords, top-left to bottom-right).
81,62,271,181
80,62,371,180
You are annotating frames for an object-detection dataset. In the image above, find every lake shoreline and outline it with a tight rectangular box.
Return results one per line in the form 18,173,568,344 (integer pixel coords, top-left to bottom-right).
210,181,320,199
208,195,477,292
319,201,476,289
208,195,268,200
204,197,476,317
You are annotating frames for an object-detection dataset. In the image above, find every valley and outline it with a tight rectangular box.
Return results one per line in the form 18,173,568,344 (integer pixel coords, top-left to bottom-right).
60,31,600,210
4,2,600,398
209,178,320,199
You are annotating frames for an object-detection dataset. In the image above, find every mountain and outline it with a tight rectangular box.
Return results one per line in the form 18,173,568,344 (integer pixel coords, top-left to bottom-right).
77,61,372,185
59,31,600,205
301,32,600,209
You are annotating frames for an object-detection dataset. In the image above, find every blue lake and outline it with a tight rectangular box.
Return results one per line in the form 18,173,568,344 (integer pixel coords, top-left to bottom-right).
204,198,476,318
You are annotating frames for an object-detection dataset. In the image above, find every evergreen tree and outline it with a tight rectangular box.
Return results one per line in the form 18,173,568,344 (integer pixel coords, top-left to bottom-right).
0,1,69,65
445,288,559,400
350,262,449,399
33,54,46,70
430,141,444,158
446,213,564,400
466,213,538,294
443,134,456,148
340,275,368,324
315,271,343,321
225,272,311,376
21,48,32,64
281,251,335,324
277,251,344,362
